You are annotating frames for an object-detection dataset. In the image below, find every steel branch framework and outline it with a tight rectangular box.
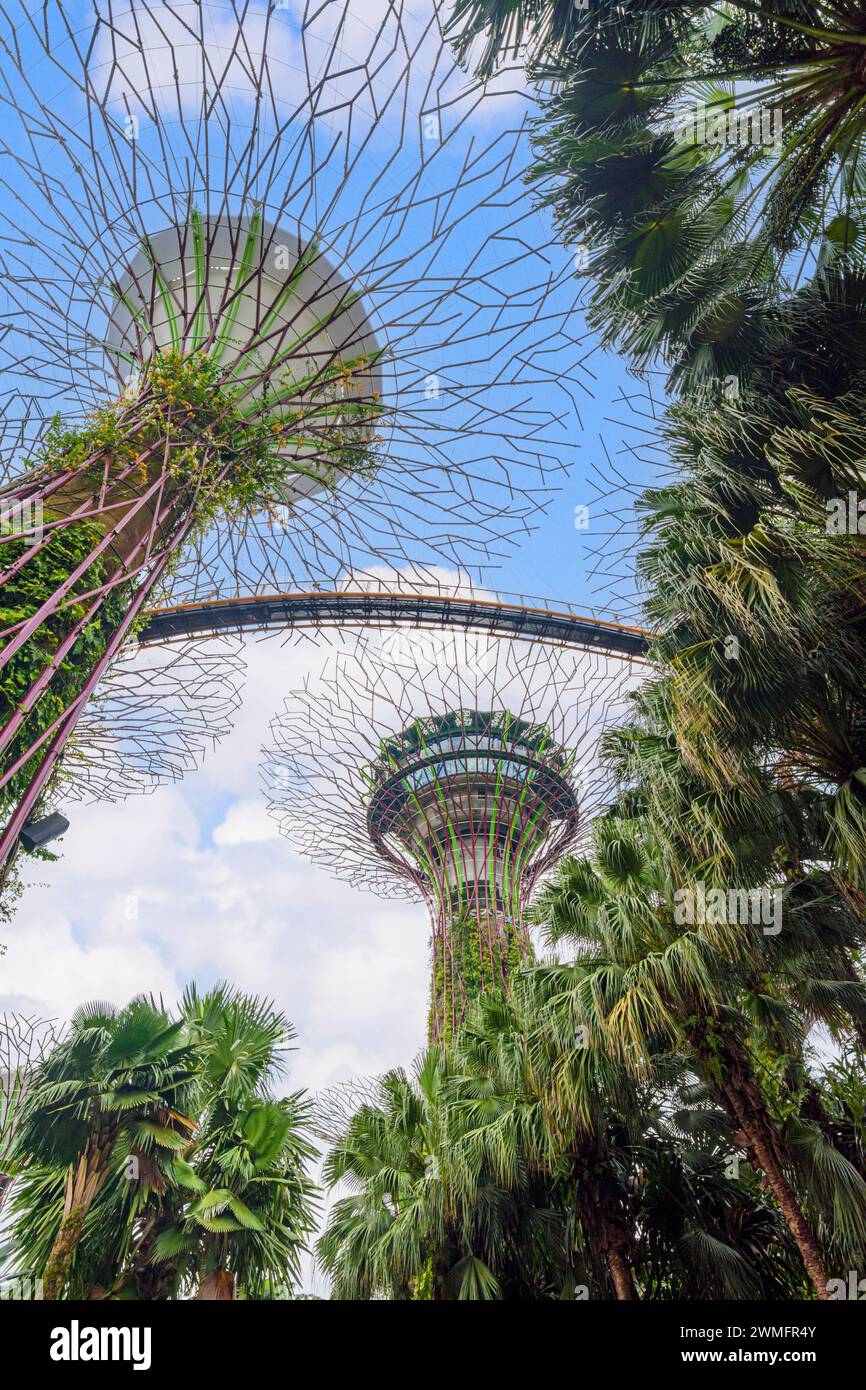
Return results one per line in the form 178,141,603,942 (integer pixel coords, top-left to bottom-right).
0,1012,63,1208
66,632,246,804
263,629,644,1041
580,380,670,621
0,0,595,865
308,1074,384,1146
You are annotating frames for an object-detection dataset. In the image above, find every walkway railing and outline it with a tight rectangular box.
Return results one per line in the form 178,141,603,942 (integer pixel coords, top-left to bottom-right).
139,578,652,659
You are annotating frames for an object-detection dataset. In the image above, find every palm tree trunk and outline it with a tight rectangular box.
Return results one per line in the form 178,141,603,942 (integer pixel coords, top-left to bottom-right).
197,1268,236,1299
130,1214,177,1300
606,1246,636,1300
739,1111,829,1299
431,1221,461,1300
43,1211,88,1301
42,1130,113,1299
689,1025,829,1299
573,1155,638,1300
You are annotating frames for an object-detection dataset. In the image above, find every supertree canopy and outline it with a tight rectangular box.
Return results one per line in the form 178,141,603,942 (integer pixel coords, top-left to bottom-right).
0,0,592,866
263,629,644,1041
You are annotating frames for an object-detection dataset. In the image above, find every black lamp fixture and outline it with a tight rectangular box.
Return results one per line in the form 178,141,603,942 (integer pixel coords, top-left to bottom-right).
19,813,70,852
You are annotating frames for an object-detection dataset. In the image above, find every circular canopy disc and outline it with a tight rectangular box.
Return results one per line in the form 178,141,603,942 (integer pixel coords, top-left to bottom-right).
105,216,384,504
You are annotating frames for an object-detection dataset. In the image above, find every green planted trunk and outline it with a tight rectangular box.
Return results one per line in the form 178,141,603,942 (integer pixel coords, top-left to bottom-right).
0,514,131,813
429,911,529,1044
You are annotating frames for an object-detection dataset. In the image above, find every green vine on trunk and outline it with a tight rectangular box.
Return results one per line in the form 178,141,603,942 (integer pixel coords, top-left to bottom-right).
0,513,131,815
1,346,383,850
431,912,529,1043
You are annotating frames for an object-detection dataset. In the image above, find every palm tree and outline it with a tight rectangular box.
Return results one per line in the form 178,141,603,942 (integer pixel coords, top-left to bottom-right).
531,815,866,1297
625,272,866,900
319,1054,479,1300
11,998,195,1299
456,982,819,1298
318,1047,582,1300
150,1092,315,1300
449,0,592,73
318,980,814,1299
452,3,866,388
451,984,641,1299
602,694,866,1047
8,986,317,1300
147,987,317,1300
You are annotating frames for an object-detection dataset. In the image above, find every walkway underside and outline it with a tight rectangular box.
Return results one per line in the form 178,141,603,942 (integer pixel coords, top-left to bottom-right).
138,590,651,659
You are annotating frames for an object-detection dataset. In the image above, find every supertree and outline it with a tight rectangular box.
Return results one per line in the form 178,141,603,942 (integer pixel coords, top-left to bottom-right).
0,0,591,868
263,628,644,1041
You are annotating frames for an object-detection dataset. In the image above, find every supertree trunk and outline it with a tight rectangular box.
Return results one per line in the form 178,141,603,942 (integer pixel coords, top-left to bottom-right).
0,382,230,863
430,908,533,1046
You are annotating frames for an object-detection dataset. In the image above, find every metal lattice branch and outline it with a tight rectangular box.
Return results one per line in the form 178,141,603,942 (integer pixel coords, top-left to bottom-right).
309,1074,385,1147
64,633,247,804
0,1012,63,1206
580,380,671,623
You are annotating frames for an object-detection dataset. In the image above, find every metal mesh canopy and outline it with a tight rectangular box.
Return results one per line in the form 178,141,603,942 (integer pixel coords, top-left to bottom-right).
308,1073,384,1146
580,381,670,622
1,1012,63,1203
0,0,591,590
264,628,644,898
62,633,246,804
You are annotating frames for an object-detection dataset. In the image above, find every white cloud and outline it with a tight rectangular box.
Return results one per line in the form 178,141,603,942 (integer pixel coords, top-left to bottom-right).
89,1,302,113
0,906,177,1021
87,0,526,132
212,797,280,846
305,911,427,1063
